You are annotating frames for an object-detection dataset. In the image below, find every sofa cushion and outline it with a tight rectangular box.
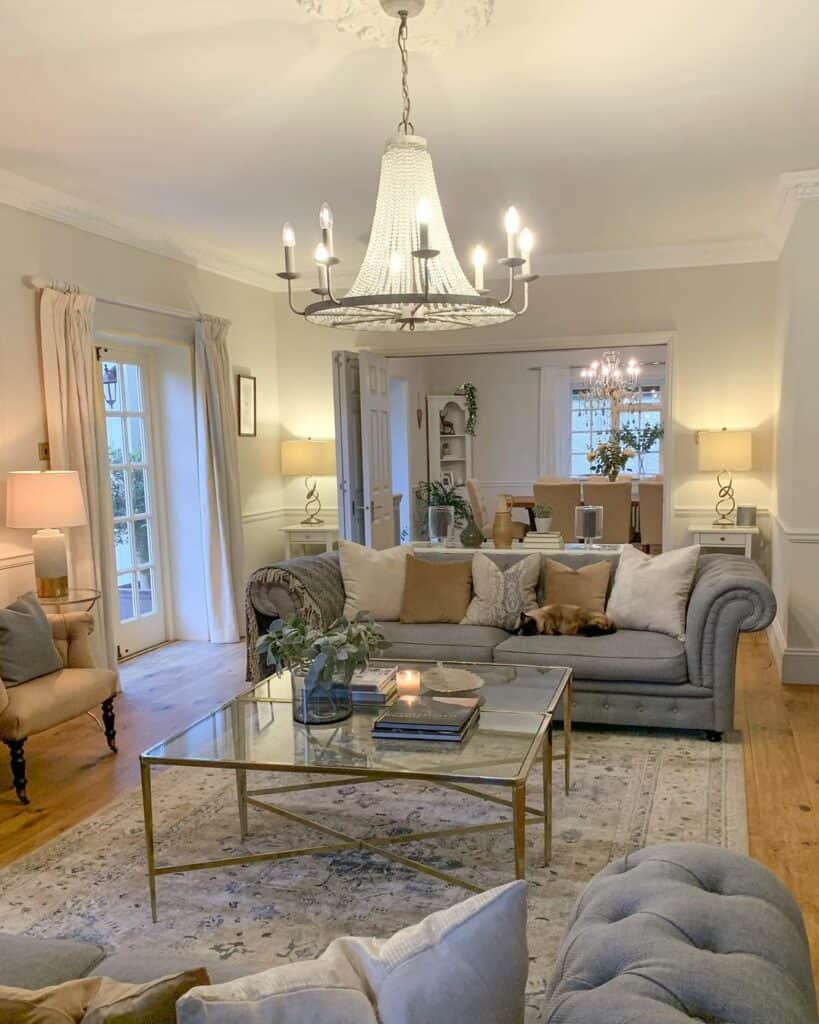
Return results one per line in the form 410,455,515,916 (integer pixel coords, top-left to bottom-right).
542,559,610,612
607,543,700,638
463,552,540,630
0,592,63,685
0,667,119,741
0,933,105,989
400,556,473,624
340,542,409,622
0,976,100,1023
379,622,509,663
83,969,210,1023
94,953,263,986
493,629,688,684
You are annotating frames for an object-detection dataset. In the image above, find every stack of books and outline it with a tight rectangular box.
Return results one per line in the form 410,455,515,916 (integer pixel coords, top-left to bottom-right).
351,665,398,705
372,696,480,742
521,531,564,550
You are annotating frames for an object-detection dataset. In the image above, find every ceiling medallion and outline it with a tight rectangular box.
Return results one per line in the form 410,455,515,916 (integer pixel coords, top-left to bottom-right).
296,0,494,54
278,0,538,333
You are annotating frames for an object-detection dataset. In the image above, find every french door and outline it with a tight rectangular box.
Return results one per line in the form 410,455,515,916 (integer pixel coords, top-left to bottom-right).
98,347,168,657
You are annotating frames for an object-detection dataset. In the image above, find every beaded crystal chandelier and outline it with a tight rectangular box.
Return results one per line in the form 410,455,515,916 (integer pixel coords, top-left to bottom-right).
580,350,642,405
277,0,538,332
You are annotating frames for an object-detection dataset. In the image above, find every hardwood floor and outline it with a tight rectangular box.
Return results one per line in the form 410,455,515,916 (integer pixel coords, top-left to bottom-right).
0,633,816,980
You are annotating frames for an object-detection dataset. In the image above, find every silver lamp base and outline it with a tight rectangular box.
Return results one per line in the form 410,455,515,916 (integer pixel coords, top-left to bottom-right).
301,477,324,525
712,470,736,526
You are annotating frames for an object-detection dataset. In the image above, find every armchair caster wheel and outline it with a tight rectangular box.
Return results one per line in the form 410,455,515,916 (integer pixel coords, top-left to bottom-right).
705,730,723,743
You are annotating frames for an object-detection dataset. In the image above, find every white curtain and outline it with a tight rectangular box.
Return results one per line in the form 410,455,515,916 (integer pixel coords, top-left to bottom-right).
40,288,118,670
194,316,244,643
538,366,572,478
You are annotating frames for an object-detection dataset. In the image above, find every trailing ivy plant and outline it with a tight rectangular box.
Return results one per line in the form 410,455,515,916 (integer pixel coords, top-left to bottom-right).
256,613,389,697
455,382,478,435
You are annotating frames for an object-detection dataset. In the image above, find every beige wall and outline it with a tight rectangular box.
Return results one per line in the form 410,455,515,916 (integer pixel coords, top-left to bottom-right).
275,260,779,554
0,203,282,606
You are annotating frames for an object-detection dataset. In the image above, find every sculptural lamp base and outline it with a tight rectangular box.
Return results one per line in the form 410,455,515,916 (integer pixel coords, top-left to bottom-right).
301,477,324,525
712,470,736,527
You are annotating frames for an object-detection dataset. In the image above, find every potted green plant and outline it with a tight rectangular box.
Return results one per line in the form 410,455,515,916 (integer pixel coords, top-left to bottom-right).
586,437,637,482
415,480,471,545
614,423,664,475
533,503,553,532
256,613,389,725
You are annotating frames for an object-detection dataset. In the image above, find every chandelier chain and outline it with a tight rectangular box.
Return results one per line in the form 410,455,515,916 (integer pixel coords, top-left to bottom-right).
397,12,415,134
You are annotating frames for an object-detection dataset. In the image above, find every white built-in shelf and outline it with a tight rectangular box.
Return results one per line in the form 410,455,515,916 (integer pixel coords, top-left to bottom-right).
441,456,466,462
440,434,466,438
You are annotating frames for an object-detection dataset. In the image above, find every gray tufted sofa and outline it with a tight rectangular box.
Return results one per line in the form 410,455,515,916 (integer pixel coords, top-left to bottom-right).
546,842,818,1023
245,549,776,736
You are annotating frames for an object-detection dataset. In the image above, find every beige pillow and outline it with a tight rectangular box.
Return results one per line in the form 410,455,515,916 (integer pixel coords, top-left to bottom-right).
463,552,540,630
340,541,409,621
0,977,100,1024
399,556,473,624
607,543,700,638
542,559,611,612
84,969,210,1023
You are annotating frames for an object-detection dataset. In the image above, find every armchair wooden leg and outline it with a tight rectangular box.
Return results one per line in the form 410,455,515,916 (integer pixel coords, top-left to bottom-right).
4,739,29,805
101,698,118,754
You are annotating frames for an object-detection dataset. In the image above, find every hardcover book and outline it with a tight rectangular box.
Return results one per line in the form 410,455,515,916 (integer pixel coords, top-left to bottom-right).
373,696,479,733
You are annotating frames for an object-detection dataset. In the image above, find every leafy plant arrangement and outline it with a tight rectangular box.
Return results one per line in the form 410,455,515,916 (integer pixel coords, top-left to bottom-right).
586,437,637,482
615,423,664,457
533,503,553,518
455,382,478,436
415,479,471,526
257,613,389,692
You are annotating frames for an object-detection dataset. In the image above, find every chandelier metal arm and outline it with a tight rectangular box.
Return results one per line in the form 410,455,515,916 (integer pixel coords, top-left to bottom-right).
276,273,309,317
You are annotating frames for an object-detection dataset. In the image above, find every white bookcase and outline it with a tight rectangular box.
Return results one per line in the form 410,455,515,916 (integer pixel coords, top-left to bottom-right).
426,394,473,491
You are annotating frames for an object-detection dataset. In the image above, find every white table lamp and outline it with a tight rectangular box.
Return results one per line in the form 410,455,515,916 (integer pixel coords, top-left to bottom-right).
697,429,752,526
5,471,87,597
281,439,337,524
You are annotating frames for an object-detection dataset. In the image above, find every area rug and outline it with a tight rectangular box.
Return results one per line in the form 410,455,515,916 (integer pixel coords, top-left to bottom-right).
0,728,746,1020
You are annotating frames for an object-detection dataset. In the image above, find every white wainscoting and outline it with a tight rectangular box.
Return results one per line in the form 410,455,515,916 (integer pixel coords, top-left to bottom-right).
769,514,819,685
0,549,35,606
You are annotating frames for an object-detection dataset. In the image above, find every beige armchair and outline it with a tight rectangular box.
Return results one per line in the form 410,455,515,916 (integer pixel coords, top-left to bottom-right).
0,612,119,804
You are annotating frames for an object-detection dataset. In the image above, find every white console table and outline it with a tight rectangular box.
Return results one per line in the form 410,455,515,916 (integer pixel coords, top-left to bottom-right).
281,523,339,560
688,524,758,558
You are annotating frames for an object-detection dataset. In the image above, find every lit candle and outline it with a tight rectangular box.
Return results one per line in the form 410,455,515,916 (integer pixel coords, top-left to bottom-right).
389,252,402,278
504,206,521,258
416,198,431,251
518,227,534,276
314,242,329,292
471,245,487,291
282,222,296,274
319,203,334,257
396,669,421,697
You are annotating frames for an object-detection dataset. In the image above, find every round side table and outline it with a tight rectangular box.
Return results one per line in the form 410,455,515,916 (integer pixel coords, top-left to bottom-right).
38,588,102,613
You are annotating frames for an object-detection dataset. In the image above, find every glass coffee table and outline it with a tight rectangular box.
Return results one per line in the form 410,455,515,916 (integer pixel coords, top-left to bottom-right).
140,661,572,921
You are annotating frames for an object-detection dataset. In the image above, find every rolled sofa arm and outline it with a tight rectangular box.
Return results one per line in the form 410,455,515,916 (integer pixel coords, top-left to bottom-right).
245,551,346,681
48,611,96,669
685,554,776,695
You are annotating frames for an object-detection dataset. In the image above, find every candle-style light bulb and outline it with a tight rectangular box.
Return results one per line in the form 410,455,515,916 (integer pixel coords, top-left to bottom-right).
518,227,534,275
471,245,487,291
416,198,431,251
319,203,334,256
282,221,296,273
314,243,329,293
504,206,521,258
389,252,402,276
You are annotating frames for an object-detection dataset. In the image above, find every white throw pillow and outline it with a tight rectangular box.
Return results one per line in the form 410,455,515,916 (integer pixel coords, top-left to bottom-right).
338,880,528,1024
176,881,528,1024
463,552,541,631
176,943,377,1024
607,543,700,638
340,541,409,621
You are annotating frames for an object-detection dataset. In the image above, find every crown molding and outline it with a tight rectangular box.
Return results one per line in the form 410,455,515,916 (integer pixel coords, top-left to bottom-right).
0,167,278,293
771,169,819,250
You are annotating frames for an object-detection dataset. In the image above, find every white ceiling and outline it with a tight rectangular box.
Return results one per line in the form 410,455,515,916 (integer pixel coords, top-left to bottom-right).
2,0,818,283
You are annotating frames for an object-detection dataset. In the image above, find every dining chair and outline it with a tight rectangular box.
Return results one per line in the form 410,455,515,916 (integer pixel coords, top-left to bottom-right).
532,481,582,541
582,479,633,544
638,480,664,551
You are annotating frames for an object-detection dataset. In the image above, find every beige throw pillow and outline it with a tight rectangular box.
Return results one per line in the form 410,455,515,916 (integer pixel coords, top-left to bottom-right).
607,543,700,638
399,556,473,624
340,541,409,621
542,559,611,612
0,977,100,1024
463,552,540,630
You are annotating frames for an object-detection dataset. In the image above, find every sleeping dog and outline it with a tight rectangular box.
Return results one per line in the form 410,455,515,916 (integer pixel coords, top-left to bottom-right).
515,604,616,637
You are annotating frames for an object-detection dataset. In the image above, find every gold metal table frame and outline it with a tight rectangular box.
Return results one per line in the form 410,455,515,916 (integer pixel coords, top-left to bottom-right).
140,671,572,922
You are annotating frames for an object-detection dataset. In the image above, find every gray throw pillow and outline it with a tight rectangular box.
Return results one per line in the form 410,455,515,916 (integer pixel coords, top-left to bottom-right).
0,592,63,685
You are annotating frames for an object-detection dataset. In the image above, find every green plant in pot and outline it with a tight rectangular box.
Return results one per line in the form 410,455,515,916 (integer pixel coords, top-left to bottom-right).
533,503,553,532
415,479,470,545
256,613,389,725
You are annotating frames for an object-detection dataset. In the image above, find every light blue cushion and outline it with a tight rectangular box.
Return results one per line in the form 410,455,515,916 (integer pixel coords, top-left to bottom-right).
0,592,62,685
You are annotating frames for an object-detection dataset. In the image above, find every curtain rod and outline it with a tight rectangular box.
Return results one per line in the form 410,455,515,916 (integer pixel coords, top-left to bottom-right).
23,275,201,323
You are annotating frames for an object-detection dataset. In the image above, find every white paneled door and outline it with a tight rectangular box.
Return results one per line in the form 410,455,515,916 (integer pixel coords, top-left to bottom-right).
333,352,365,544
98,347,168,657
359,352,395,549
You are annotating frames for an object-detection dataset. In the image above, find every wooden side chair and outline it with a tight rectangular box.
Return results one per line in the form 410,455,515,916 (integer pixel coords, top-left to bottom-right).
582,480,633,544
0,611,119,804
638,480,664,552
532,481,582,541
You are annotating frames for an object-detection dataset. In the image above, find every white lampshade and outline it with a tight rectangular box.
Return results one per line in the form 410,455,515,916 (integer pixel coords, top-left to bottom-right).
281,439,336,477
697,430,752,472
5,471,87,529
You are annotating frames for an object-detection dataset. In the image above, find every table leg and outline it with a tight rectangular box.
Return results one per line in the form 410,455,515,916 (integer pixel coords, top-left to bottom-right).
236,768,249,839
285,537,293,560
140,759,158,923
512,782,527,879
543,726,553,866
564,680,572,797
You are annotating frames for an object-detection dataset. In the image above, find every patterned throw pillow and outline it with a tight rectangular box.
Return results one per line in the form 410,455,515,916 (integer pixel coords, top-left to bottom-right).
462,552,541,631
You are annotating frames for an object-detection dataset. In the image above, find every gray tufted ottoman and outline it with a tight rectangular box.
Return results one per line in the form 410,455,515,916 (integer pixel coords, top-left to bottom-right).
545,842,818,1023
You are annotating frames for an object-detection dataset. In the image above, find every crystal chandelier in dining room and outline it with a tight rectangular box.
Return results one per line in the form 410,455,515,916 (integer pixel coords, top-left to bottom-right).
580,350,642,406
277,0,539,332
